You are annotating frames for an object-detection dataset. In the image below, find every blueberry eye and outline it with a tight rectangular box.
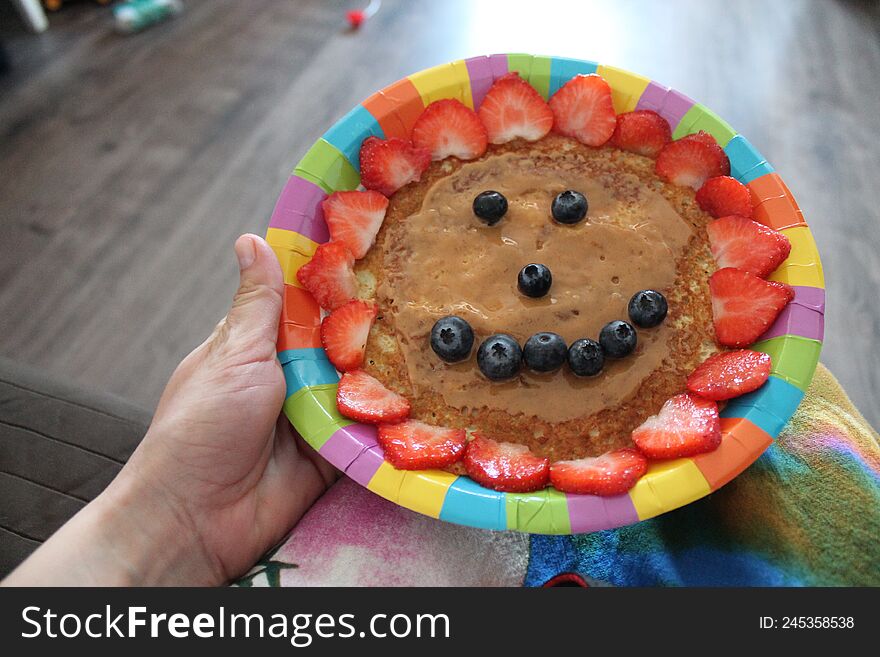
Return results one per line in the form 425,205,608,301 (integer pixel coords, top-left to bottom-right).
472,191,508,225
551,190,588,224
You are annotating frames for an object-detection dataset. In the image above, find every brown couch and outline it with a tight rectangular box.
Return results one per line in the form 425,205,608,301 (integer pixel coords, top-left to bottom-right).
0,357,150,577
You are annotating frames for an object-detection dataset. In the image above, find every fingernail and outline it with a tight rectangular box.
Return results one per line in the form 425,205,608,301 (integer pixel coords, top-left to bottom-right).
235,235,256,270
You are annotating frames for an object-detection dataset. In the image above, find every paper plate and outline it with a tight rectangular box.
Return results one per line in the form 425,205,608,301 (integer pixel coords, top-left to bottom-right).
265,55,824,534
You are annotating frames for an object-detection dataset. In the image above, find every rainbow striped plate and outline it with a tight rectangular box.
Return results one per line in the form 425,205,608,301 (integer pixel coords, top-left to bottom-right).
265,55,824,534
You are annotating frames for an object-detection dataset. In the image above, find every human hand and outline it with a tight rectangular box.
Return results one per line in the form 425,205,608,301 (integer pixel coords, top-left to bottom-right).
3,235,337,586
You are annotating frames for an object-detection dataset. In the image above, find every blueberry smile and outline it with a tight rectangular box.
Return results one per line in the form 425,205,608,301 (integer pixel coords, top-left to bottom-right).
429,288,667,382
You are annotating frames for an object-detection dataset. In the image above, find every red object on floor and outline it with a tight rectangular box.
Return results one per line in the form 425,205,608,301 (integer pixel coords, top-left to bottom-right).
346,0,380,28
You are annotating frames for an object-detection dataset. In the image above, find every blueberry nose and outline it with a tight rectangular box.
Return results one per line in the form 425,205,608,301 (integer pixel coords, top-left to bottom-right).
518,263,552,298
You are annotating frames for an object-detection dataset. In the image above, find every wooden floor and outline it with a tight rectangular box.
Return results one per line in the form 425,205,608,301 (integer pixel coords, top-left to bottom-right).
1,0,878,428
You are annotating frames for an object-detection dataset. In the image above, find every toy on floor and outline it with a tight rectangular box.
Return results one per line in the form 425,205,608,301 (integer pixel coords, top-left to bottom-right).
113,0,182,33
346,0,380,29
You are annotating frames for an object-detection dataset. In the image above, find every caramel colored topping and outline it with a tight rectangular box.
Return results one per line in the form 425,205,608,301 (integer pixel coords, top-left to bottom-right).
377,150,694,423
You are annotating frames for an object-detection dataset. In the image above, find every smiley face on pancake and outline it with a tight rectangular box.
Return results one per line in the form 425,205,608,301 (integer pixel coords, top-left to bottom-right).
357,136,721,461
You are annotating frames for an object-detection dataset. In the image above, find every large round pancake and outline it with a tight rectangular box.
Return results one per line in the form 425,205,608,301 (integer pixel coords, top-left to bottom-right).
356,134,722,467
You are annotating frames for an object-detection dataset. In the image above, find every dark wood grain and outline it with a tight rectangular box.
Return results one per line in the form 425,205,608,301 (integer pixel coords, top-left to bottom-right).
1,0,878,428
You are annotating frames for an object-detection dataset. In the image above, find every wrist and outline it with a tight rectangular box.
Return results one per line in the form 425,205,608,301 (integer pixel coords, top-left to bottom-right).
89,469,226,586
2,469,224,587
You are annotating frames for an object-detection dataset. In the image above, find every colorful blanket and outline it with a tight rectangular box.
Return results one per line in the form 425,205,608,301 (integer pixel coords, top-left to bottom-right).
237,364,880,587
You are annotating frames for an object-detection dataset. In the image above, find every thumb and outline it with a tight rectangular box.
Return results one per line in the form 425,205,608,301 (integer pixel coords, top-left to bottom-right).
224,234,284,352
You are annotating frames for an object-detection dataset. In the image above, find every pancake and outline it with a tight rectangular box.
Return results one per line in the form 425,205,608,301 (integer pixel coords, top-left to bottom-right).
356,134,722,467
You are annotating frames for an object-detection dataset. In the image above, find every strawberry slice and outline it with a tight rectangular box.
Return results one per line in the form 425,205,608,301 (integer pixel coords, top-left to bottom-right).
337,370,411,424
655,136,728,189
322,190,388,260
359,136,431,197
296,241,357,311
680,131,730,175
464,435,550,493
477,72,554,144
550,448,647,496
707,215,792,278
696,176,753,218
687,349,772,401
377,420,466,470
548,74,617,147
610,110,671,157
411,99,488,161
709,267,794,347
320,299,377,372
632,393,721,459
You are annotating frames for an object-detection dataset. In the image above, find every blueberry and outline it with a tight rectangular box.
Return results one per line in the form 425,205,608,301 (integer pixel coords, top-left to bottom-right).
551,190,588,224
568,338,605,376
599,320,637,358
518,263,552,298
477,334,522,381
523,332,567,372
473,191,508,225
628,290,668,328
430,316,474,363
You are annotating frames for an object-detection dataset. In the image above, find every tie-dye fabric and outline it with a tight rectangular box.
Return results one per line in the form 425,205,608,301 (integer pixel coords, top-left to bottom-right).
236,364,879,587
526,364,880,586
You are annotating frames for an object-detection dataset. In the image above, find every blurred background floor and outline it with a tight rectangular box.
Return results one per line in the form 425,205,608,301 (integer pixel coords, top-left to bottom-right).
0,0,878,428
